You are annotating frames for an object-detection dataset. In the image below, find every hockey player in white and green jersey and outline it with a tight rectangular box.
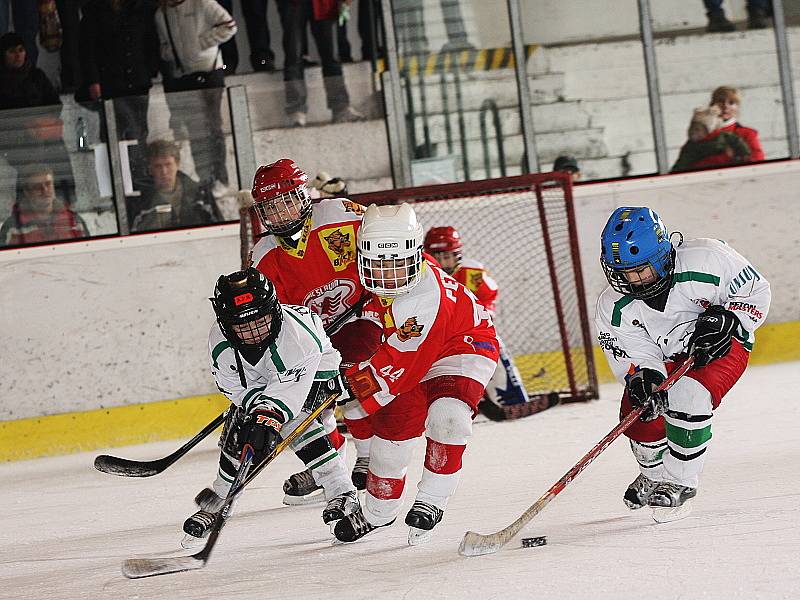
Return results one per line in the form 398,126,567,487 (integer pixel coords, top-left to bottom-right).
182,268,359,547
595,207,770,521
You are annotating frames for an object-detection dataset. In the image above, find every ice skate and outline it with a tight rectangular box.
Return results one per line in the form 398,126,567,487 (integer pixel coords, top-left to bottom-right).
649,481,696,523
333,507,394,543
623,472,660,509
282,469,325,505
405,501,444,545
181,509,216,548
322,490,359,524
351,456,369,491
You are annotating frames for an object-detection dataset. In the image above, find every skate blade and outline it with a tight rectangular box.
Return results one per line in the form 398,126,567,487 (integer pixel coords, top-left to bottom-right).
652,499,693,523
180,533,207,550
282,489,325,506
408,527,434,546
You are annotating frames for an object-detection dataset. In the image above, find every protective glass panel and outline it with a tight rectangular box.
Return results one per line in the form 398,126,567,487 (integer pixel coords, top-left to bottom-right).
650,1,786,171
520,0,657,181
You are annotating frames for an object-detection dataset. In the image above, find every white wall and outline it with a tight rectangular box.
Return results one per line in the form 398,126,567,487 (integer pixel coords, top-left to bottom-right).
1,161,798,420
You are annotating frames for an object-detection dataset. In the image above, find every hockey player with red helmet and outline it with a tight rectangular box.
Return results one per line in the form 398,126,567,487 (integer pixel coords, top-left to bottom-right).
334,203,499,545
424,225,530,414
249,159,381,503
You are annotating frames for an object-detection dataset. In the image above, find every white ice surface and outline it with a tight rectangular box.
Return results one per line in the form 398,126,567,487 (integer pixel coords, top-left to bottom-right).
2,362,799,600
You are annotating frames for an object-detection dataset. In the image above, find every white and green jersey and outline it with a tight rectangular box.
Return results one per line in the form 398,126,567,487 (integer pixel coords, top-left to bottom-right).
595,238,771,383
209,303,342,422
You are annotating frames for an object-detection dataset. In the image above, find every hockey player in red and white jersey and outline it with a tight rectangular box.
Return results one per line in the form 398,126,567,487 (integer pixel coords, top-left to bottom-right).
596,206,770,522
424,226,529,412
249,159,382,503
334,204,500,544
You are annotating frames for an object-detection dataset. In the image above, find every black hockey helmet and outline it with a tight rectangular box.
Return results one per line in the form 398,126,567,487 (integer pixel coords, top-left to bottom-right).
211,267,283,352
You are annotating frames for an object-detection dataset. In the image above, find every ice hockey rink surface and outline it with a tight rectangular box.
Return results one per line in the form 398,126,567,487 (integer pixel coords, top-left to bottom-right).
2,361,799,600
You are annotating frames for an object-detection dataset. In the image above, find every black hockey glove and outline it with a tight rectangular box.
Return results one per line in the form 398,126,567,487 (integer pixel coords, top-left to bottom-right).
688,305,742,368
626,368,668,422
244,408,284,463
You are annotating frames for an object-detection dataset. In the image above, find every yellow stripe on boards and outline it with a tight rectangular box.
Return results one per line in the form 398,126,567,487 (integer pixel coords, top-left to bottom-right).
1,394,229,461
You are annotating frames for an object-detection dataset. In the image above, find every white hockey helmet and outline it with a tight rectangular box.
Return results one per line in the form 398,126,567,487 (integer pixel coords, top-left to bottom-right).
357,203,424,297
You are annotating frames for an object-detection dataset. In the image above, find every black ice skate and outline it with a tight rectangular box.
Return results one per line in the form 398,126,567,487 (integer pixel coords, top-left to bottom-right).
351,456,369,491
333,507,394,543
322,490,359,524
648,481,697,523
623,473,660,509
405,501,444,545
282,468,324,506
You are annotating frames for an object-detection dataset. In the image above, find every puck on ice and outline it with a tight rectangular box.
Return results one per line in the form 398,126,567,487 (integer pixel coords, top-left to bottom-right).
521,536,547,548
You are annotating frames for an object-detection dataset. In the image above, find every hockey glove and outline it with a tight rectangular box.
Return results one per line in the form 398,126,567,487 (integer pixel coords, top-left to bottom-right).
244,408,284,463
626,368,668,422
688,305,741,368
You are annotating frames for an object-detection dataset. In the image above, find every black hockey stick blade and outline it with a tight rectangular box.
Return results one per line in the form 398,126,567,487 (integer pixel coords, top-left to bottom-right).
94,411,227,477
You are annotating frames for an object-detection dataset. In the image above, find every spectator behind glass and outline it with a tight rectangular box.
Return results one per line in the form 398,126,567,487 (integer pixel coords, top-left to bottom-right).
240,0,276,71
78,0,160,187
130,140,223,232
683,86,765,171
704,1,771,33
553,154,581,182
670,106,750,173
155,0,237,197
0,32,73,192
0,164,88,247
0,0,40,66
277,0,364,127
312,171,349,198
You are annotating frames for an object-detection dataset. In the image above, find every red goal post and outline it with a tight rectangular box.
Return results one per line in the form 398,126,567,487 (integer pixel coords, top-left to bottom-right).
240,172,598,405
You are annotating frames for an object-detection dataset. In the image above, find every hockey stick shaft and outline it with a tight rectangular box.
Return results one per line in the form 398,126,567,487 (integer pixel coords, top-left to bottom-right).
122,388,340,578
459,357,695,556
94,410,228,477
96,296,369,478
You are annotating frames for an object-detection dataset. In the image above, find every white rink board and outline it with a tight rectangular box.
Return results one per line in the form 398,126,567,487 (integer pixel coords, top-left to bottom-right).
1,362,798,599
1,162,799,418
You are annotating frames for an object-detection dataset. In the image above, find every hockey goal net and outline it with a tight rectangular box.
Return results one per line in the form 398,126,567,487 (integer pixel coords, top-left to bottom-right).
241,172,598,406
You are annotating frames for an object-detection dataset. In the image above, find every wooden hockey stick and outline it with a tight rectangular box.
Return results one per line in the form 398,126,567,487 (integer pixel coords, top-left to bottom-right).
122,386,341,578
459,357,695,557
94,295,369,478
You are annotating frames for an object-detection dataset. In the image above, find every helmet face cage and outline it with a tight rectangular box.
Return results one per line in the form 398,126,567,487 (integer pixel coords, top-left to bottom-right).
211,269,283,352
600,207,674,299
254,185,312,237
358,250,423,298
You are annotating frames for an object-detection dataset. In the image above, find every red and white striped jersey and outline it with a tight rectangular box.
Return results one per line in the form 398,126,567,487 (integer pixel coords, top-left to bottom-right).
251,198,372,330
452,258,499,313
345,262,499,417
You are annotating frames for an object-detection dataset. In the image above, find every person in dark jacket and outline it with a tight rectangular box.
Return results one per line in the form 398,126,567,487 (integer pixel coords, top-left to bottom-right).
79,0,160,186
129,139,223,232
0,32,73,193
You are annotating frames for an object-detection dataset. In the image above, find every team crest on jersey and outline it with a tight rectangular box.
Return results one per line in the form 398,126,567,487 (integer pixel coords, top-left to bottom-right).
319,225,357,271
468,270,483,292
396,317,424,341
341,200,365,216
303,279,358,327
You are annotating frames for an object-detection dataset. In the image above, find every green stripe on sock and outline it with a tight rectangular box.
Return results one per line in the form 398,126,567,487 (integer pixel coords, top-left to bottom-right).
308,451,338,471
666,422,712,448
295,426,325,446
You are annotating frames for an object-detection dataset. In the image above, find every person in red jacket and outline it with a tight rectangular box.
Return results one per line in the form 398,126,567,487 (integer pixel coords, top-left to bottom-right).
689,86,765,170
0,165,89,247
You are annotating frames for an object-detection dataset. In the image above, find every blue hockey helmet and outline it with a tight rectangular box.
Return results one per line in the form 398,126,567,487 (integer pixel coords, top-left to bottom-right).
600,206,674,299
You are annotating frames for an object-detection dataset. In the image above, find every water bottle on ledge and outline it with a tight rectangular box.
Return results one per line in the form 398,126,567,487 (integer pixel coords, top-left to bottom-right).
76,117,90,152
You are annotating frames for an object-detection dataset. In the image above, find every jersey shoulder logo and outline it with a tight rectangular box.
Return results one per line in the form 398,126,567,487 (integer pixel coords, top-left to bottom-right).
397,316,424,341
341,200,365,216
467,270,484,292
319,225,357,271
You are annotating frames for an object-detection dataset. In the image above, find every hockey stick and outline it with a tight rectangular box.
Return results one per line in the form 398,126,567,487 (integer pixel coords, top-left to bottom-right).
459,357,695,557
94,410,228,477
95,295,370,478
121,387,341,578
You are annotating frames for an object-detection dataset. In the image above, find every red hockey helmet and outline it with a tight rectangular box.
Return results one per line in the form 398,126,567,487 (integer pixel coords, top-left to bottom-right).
423,226,463,253
251,159,311,236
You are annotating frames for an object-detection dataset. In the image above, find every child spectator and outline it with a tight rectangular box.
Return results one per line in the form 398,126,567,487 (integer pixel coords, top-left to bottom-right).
670,106,750,173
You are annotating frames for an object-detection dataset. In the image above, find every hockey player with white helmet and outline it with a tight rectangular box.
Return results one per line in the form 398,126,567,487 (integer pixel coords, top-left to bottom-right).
595,206,770,521
249,159,382,503
181,268,359,546
335,203,500,544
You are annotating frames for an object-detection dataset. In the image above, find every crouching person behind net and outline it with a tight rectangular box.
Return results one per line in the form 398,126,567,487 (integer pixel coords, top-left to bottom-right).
182,267,359,548
336,204,499,545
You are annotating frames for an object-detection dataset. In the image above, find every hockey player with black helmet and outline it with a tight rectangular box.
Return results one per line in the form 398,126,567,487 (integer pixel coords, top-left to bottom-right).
181,267,359,547
595,206,770,521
